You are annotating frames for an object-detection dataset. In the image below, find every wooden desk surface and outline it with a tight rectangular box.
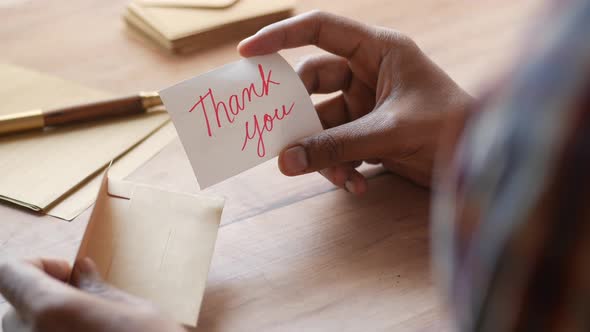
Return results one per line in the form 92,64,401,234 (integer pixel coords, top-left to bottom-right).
0,0,541,331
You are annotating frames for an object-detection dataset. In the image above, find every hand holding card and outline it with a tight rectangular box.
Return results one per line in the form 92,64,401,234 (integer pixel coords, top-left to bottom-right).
159,53,322,188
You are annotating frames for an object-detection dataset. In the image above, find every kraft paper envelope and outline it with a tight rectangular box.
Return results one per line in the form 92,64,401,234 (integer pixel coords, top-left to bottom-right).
124,0,295,53
137,0,239,8
0,63,174,220
76,171,224,326
46,122,177,220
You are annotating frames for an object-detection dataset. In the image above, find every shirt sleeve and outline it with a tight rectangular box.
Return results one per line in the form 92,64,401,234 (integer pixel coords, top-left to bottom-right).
431,1,590,331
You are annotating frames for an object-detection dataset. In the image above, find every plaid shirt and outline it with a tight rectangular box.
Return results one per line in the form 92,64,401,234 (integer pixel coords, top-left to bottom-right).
432,0,590,331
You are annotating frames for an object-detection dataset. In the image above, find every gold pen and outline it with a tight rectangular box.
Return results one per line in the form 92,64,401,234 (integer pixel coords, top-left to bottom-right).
0,91,163,136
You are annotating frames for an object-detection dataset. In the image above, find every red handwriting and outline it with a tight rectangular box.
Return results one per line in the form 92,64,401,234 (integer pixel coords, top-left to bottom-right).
187,63,294,158
188,64,280,137
242,102,295,157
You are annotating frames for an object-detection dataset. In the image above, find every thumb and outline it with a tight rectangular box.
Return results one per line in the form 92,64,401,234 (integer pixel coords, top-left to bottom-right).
279,115,386,175
71,258,101,287
70,258,110,296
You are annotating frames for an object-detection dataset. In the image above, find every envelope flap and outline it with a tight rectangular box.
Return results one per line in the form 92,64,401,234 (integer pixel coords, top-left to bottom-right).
106,178,135,199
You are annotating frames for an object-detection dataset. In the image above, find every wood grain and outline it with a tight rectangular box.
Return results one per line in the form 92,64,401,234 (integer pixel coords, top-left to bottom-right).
0,0,543,330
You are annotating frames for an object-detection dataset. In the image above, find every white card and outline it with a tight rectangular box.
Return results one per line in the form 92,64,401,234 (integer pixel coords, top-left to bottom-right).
159,53,322,188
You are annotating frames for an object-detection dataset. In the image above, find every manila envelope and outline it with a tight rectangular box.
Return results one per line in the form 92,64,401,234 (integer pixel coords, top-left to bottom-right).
136,0,239,8
0,63,174,221
76,171,224,326
124,0,295,53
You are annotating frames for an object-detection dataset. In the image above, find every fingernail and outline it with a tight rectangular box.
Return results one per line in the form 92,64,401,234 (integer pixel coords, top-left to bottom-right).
238,35,256,49
345,180,356,194
237,37,249,48
282,146,308,174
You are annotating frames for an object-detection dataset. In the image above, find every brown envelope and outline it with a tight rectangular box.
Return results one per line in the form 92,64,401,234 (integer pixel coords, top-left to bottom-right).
137,0,239,8
124,0,295,53
76,171,224,326
0,63,173,220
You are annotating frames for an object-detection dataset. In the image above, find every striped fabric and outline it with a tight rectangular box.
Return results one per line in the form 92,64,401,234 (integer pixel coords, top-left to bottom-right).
432,0,590,331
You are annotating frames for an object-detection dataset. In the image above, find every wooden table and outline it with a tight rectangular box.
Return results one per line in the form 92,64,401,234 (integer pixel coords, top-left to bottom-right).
0,0,541,331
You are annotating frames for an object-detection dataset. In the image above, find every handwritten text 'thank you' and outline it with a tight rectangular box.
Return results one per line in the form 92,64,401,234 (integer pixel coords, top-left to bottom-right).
188,64,295,157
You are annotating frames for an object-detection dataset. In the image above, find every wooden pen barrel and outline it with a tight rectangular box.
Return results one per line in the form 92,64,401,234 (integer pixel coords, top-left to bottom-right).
43,94,145,126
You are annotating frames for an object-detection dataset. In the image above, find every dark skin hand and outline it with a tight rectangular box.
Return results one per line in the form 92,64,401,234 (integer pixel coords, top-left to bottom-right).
239,11,472,193
0,258,183,332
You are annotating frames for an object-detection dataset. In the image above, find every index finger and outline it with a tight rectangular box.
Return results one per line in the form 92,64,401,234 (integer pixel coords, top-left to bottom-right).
238,11,376,61
27,258,71,282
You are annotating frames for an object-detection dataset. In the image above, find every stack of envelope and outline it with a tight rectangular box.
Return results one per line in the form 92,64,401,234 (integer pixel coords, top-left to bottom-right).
124,0,296,53
0,63,175,221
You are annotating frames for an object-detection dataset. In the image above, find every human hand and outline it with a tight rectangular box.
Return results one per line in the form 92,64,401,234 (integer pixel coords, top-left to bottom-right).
0,258,183,332
238,11,472,192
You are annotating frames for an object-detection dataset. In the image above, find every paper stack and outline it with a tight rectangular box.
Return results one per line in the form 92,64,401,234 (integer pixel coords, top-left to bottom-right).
0,63,175,221
124,0,296,53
